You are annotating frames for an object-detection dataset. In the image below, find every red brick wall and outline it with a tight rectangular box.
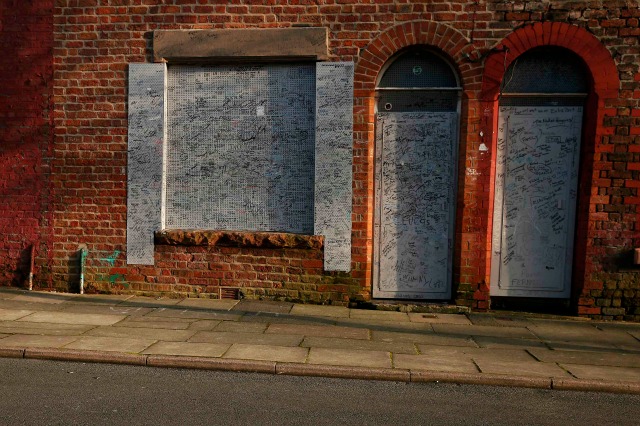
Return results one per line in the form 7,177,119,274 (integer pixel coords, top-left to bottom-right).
11,1,638,317
0,0,54,287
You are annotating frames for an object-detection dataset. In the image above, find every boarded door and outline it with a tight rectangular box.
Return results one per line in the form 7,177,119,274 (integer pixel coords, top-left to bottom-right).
373,112,457,300
490,106,583,298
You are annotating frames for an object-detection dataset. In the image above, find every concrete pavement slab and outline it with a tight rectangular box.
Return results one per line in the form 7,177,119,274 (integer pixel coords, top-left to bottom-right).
528,348,640,368
371,330,441,345
528,323,640,351
113,318,193,330
393,353,479,373
0,308,33,321
63,336,156,353
338,319,432,332
86,326,197,342
17,311,126,326
0,334,8,339
307,347,392,368
120,296,182,307
189,331,303,347
222,343,308,363
0,288,22,299
57,304,153,316
0,321,95,336
176,298,239,310
474,358,572,378
187,320,223,331
349,310,410,322
212,321,267,333
241,312,337,325
0,299,66,312
408,313,472,325
66,294,134,304
301,336,417,354
473,336,547,349
560,363,640,383
432,324,537,339
289,304,350,318
417,346,536,362
266,324,369,340
403,334,478,348
145,307,243,321
0,334,79,348
232,300,293,314
12,293,74,304
142,341,230,358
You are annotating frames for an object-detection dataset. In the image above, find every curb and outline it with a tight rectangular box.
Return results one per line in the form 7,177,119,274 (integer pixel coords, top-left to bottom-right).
2,346,639,395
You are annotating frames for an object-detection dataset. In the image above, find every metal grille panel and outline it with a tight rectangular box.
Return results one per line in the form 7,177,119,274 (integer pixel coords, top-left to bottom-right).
379,50,457,88
377,91,458,113
165,64,315,233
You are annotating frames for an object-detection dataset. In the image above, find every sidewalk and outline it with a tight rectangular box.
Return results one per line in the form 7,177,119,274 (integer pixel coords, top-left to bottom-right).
0,288,639,394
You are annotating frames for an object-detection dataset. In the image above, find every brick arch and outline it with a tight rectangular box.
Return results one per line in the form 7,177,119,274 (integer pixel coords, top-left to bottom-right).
481,22,619,99
355,21,482,90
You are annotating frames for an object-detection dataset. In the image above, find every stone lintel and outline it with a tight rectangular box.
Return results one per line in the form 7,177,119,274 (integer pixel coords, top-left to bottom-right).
153,28,329,62
155,230,324,250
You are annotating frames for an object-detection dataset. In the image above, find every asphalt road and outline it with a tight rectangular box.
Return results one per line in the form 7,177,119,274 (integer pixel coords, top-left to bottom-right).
1,358,639,425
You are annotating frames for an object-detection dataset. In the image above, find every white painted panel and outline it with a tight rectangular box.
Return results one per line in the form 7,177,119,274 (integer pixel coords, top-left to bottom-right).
491,106,583,298
373,112,457,299
315,62,354,272
127,64,165,265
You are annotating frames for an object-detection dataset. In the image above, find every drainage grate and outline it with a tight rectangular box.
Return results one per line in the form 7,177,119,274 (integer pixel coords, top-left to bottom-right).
219,287,240,300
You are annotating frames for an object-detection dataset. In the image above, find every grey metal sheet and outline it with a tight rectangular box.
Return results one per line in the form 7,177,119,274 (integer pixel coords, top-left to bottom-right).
315,62,354,272
373,112,457,299
126,63,165,265
165,64,315,234
490,106,583,298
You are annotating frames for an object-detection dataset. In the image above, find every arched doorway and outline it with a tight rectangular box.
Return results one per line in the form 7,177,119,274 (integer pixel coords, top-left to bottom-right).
373,48,461,300
490,46,589,299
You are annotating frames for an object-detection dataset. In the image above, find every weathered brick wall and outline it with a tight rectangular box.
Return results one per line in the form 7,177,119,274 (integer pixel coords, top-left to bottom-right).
17,0,638,317
0,0,54,287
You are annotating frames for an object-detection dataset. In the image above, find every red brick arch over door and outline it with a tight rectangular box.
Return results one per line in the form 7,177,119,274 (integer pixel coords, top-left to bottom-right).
479,22,620,313
353,22,483,301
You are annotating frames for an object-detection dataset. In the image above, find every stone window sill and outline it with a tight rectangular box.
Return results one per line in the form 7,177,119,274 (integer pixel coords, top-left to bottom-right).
155,230,323,250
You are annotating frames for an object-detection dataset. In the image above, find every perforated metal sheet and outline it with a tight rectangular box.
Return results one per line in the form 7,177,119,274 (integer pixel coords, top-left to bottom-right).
315,62,354,272
165,64,315,233
127,63,165,265
377,90,458,113
491,106,583,298
373,112,457,300
378,50,457,88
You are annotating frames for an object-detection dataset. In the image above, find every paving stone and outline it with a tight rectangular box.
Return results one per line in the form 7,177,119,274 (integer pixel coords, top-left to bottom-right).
145,307,243,321
371,330,440,345
528,348,640,368
338,319,432,332
17,311,126,326
0,334,79,348
142,341,230,358
393,353,479,373
0,334,8,339
86,326,197,342
213,321,267,333
301,336,417,354
66,294,134,305
408,313,472,325
187,320,223,331
266,324,369,340
474,359,571,378
64,336,156,353
307,347,391,369
57,304,153,316
528,324,640,351
289,304,350,318
0,288,22,299
349,310,410,322
466,313,500,326
410,334,479,348
13,293,75,304
432,324,537,339
473,336,547,350
0,299,66,312
0,308,33,321
0,321,95,336
492,316,535,328
417,346,536,362
232,300,293,314
241,312,336,326
176,298,239,311
113,318,192,330
189,331,303,347
560,363,640,383
222,343,308,363
120,296,182,307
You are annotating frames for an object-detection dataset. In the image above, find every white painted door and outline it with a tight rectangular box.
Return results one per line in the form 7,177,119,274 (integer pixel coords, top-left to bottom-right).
373,112,457,300
491,106,583,298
